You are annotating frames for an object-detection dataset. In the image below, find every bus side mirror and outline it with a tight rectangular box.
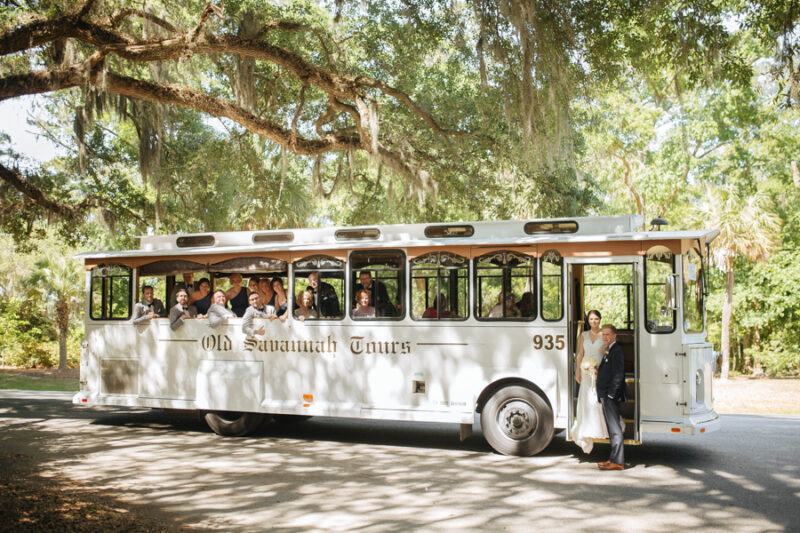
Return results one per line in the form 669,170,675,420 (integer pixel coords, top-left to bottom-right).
665,274,678,310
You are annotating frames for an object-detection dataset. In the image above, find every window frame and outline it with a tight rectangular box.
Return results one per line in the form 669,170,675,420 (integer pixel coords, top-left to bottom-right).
682,246,705,334
473,250,536,322
348,249,406,321
644,246,677,334
89,264,132,321
539,249,564,322
409,251,469,321
292,254,346,321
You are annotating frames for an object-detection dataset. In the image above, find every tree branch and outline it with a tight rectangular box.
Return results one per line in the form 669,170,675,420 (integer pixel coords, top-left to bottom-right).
189,3,223,42
0,65,362,156
290,84,307,149
110,9,179,33
0,161,91,218
75,0,99,20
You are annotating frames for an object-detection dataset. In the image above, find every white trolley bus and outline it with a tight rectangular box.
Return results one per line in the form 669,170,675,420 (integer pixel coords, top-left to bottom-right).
74,214,720,456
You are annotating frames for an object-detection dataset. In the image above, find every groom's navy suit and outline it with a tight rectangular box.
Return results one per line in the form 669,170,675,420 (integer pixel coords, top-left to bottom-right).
597,340,626,465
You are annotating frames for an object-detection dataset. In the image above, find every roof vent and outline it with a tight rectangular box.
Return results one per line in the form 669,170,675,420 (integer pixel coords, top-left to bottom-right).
424,225,474,238
176,235,215,248
335,228,380,240
253,232,294,243
524,220,578,234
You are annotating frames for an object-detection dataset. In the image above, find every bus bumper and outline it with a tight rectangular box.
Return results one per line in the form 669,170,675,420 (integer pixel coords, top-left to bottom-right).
641,410,721,435
72,391,94,406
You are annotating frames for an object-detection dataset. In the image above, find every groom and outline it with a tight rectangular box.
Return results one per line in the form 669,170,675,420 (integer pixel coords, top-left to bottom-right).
597,324,626,470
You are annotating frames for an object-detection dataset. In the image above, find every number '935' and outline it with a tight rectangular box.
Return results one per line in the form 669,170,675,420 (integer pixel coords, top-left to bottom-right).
532,334,565,350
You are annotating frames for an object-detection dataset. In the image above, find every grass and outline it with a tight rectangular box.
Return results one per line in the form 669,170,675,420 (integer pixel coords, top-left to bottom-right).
0,368,79,392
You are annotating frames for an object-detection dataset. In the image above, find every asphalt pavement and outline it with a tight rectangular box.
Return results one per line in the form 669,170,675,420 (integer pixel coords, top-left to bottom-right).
1,390,798,532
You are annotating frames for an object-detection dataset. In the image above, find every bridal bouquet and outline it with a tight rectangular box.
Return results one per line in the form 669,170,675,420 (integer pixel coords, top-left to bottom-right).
581,357,599,374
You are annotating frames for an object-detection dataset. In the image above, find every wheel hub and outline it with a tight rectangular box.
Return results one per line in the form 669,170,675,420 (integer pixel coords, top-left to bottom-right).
498,400,538,440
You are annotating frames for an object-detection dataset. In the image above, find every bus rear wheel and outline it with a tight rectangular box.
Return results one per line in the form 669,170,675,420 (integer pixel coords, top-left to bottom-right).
204,411,266,437
481,385,554,456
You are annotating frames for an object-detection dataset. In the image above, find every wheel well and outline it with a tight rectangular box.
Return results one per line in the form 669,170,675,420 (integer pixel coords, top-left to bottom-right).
475,378,552,413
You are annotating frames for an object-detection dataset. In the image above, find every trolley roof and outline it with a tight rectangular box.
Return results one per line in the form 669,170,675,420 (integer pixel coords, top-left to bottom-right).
78,215,719,262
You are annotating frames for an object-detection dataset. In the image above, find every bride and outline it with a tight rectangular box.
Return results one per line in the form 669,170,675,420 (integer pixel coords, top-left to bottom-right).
571,309,608,453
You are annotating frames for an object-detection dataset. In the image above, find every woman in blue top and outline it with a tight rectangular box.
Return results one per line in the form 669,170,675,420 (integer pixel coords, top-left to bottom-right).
226,273,249,317
191,278,212,316
268,277,288,317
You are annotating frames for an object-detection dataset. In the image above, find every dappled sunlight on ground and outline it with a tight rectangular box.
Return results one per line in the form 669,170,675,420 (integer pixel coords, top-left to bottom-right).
1,398,798,532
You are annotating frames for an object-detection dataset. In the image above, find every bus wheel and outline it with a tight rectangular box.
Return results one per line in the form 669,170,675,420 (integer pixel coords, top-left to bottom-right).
481,385,554,456
204,411,266,437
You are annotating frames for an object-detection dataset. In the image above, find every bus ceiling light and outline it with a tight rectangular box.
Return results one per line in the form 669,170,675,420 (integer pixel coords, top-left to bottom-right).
650,218,669,231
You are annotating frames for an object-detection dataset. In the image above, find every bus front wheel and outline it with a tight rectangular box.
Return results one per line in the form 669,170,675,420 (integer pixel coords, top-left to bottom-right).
481,385,554,456
204,411,266,437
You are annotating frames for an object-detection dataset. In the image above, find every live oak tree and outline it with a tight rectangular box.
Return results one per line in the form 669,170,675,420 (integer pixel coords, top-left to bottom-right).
0,0,475,229
1,0,763,230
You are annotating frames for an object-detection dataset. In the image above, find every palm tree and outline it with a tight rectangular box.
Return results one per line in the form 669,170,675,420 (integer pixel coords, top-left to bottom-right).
696,186,781,380
28,252,83,371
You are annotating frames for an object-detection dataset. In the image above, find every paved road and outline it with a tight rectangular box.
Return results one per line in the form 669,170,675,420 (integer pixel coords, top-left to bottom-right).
1,391,798,532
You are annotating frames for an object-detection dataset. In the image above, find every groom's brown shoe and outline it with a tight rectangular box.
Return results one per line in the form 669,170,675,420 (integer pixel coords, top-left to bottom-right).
599,462,624,470
597,461,611,467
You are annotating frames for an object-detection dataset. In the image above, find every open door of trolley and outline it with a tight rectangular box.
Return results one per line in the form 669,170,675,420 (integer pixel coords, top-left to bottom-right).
566,257,642,447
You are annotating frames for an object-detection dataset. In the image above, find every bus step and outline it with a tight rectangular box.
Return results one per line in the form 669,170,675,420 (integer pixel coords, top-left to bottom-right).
591,438,641,445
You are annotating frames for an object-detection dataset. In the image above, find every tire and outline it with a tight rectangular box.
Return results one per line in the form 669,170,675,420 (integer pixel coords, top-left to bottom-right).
204,411,266,437
480,385,554,456
272,414,312,424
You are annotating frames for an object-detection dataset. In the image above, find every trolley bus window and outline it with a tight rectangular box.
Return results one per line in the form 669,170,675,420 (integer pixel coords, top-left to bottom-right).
683,247,705,333
540,249,563,321
350,250,405,319
410,252,468,320
645,245,676,333
475,251,535,320
90,264,132,320
582,264,633,330
293,255,345,319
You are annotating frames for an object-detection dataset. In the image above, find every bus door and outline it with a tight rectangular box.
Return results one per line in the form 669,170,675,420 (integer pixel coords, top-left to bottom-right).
566,258,641,445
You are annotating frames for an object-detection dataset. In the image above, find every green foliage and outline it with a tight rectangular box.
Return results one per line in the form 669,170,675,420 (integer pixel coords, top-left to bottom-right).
2,1,800,373
733,249,800,375
0,230,84,369
0,297,55,368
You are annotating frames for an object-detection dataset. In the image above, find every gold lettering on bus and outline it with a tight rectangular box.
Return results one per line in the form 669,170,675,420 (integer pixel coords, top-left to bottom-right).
201,334,232,351
200,334,410,356
349,336,410,355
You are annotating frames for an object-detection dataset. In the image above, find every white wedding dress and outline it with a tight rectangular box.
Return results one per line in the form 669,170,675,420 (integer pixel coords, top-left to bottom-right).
571,330,608,453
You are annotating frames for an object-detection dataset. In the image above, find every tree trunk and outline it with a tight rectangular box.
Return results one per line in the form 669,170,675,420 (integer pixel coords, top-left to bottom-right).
720,258,734,381
56,300,69,370
751,327,762,376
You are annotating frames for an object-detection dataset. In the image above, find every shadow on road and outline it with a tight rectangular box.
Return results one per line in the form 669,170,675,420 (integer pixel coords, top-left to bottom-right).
2,397,798,531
